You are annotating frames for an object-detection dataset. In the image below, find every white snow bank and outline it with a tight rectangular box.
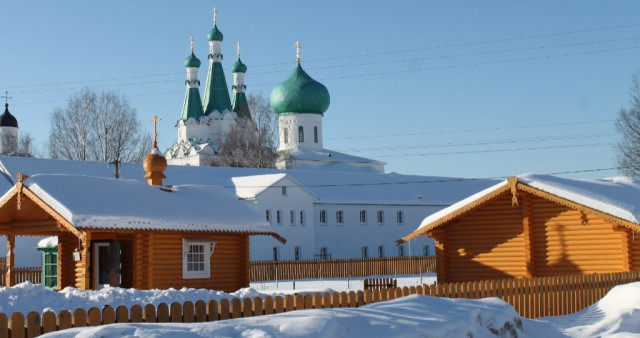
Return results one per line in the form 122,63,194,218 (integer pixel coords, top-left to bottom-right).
42,294,560,337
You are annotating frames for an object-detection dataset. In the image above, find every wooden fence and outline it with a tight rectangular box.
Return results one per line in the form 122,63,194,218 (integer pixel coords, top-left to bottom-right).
363,278,397,291
0,268,41,287
250,255,436,281
3,271,639,337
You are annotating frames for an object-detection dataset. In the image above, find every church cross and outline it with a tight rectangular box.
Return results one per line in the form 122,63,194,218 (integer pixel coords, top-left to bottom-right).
236,42,241,58
294,41,302,62
2,92,11,105
213,8,218,25
189,36,194,52
150,115,162,146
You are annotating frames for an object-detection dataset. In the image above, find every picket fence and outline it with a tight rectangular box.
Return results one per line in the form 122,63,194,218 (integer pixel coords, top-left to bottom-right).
2,271,639,337
250,255,436,281
0,268,41,287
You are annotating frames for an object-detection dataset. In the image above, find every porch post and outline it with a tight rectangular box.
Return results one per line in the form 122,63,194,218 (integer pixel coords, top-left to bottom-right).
6,233,15,287
78,232,91,290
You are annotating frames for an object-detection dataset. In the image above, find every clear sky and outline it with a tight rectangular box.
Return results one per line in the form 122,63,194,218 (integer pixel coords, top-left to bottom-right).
2,1,639,179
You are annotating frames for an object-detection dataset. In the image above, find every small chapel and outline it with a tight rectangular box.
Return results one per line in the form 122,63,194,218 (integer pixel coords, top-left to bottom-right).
164,9,385,173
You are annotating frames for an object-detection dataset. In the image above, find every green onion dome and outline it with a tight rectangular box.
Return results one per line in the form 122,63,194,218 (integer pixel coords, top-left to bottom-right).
231,58,247,73
207,25,223,41
184,52,201,68
0,104,17,128
270,63,330,115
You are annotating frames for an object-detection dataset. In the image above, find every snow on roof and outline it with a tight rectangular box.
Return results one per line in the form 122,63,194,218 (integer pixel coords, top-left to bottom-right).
0,156,498,206
36,236,58,249
412,173,640,236
519,173,640,224
288,147,384,165
22,174,279,236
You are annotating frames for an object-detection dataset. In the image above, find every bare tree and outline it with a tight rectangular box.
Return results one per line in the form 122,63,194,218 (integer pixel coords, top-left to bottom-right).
49,88,151,163
18,133,35,157
215,94,278,168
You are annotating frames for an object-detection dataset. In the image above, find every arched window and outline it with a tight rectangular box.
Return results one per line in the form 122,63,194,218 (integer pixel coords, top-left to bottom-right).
314,127,318,143
298,126,304,142
284,128,289,144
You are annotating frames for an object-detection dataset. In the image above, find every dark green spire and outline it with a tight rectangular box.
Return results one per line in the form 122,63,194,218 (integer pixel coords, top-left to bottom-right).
203,62,232,115
270,62,330,115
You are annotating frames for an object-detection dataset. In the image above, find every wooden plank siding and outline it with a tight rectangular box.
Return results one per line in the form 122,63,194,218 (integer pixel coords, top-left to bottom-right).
431,188,640,284
441,192,527,282
529,195,627,276
143,233,250,292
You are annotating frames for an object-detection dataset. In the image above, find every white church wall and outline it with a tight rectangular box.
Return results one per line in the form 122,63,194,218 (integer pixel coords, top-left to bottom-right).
244,178,315,261
0,127,18,154
278,114,323,151
311,204,440,259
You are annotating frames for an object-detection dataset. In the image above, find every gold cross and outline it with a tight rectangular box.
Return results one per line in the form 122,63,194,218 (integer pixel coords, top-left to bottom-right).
189,36,194,53
150,115,162,145
236,42,241,58
213,8,218,25
2,92,11,105
294,41,302,62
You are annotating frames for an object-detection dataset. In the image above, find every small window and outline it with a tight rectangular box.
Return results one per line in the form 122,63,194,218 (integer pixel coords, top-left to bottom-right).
398,245,405,257
42,250,58,290
359,210,367,224
282,186,287,196
273,247,280,261
397,211,404,225
423,245,430,256
182,238,215,279
336,210,344,225
298,126,304,142
320,210,327,224
294,246,300,261
276,210,282,225
265,210,271,222
290,210,295,225
299,210,305,225
377,210,384,225
361,246,368,258
320,247,329,259
378,245,384,258
284,128,289,144
314,126,318,143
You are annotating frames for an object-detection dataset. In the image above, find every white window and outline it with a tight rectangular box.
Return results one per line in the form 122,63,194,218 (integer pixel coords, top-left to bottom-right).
320,210,327,224
273,247,280,261
336,210,344,225
284,128,289,144
423,245,430,256
377,210,384,225
298,126,304,142
359,210,367,224
282,186,287,196
378,245,384,258
182,238,215,279
397,211,404,225
276,210,282,225
299,210,305,225
314,126,318,143
361,246,368,258
265,209,271,222
398,245,405,257
294,246,300,261
290,210,295,225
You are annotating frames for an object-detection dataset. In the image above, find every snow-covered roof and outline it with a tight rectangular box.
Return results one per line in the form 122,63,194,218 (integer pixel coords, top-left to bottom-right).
287,147,384,165
408,173,640,240
13,174,282,239
0,156,498,207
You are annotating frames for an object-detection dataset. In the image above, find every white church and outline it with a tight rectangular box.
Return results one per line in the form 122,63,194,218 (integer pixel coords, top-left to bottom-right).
0,11,497,266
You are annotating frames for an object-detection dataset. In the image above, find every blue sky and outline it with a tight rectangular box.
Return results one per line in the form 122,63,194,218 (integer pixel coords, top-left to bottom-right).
1,1,638,179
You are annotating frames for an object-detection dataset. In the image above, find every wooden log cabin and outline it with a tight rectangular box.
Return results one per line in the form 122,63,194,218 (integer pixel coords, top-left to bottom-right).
400,174,640,283
0,142,285,292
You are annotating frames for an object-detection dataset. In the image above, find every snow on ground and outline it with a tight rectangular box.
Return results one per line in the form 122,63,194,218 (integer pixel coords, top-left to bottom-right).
1,277,639,337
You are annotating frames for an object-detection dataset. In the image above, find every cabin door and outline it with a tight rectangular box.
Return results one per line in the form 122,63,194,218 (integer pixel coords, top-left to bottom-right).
93,242,121,290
